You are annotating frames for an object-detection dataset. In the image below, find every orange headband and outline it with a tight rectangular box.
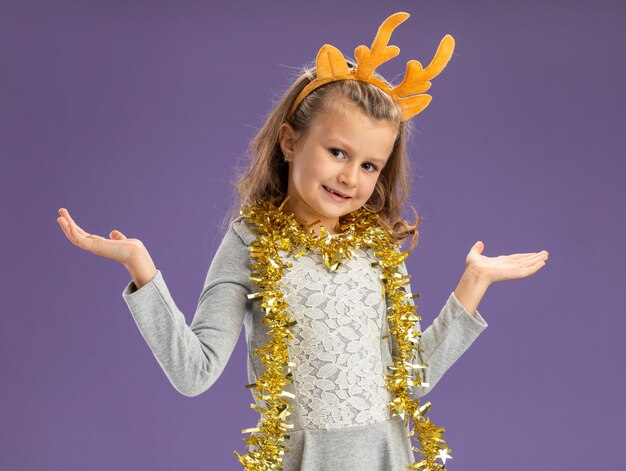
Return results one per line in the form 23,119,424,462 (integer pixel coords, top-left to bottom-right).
287,11,455,122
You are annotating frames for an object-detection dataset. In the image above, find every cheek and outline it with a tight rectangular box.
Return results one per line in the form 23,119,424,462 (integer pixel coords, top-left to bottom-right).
297,164,317,186
290,161,315,191
303,159,331,182
360,177,379,199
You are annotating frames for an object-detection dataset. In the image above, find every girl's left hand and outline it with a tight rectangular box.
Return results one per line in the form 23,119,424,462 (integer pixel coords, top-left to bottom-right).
464,241,549,285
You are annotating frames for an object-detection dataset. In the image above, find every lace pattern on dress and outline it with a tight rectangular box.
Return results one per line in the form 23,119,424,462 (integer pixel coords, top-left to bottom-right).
279,247,392,430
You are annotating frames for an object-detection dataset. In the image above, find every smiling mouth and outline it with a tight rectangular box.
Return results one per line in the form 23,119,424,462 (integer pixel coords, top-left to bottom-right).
323,185,351,199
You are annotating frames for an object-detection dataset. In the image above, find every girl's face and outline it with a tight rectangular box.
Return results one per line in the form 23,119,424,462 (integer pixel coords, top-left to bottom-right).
279,103,398,235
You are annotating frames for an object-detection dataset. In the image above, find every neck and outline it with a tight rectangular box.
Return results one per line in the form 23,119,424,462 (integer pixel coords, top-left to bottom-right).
280,201,341,237
309,223,341,237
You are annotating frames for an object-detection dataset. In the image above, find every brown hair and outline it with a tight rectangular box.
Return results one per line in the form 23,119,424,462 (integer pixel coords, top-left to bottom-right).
225,59,420,251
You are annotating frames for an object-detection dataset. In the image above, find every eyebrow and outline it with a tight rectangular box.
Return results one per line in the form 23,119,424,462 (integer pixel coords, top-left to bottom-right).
325,138,389,164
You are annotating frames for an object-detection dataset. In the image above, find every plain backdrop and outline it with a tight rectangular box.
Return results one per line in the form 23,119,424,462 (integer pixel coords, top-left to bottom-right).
2,0,625,469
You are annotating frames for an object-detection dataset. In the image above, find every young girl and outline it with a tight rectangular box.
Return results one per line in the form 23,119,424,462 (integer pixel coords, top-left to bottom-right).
56,12,548,471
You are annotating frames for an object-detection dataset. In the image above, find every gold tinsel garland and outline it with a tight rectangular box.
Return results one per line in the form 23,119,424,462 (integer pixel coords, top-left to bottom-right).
232,196,451,471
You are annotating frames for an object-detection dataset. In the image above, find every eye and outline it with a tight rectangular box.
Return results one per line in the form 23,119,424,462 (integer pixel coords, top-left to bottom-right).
329,148,346,159
361,162,378,173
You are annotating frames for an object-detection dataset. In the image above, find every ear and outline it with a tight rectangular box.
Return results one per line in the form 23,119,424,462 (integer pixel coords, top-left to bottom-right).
278,122,300,158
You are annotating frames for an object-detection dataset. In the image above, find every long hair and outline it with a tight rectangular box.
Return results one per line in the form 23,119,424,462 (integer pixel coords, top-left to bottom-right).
225,60,421,251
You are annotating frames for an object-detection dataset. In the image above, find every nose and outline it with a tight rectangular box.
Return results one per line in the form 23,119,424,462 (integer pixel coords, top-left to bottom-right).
338,163,359,188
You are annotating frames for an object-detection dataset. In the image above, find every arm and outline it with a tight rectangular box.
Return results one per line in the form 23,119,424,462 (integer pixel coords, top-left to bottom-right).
411,290,488,398
389,261,488,399
121,225,251,397
453,268,490,317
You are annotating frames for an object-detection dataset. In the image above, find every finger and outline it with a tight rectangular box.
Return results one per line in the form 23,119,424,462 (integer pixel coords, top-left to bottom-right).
529,252,549,261
514,252,545,257
57,216,82,247
518,254,548,268
58,208,91,238
508,260,544,280
524,259,548,275
502,253,536,263
110,229,127,240
63,215,86,246
57,217,73,241
530,259,547,274
61,215,101,249
520,252,547,261
57,216,80,243
508,252,549,261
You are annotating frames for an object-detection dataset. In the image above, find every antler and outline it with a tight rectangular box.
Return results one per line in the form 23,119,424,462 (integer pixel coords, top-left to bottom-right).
354,12,409,80
391,34,455,121
391,34,455,98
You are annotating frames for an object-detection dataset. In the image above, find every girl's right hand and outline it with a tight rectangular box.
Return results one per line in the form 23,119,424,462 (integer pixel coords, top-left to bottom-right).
56,207,147,268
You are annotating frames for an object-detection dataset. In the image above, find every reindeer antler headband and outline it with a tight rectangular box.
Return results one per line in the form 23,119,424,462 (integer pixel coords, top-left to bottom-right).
287,11,455,122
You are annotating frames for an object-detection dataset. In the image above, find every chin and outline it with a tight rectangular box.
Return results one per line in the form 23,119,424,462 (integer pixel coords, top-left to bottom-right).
330,207,362,223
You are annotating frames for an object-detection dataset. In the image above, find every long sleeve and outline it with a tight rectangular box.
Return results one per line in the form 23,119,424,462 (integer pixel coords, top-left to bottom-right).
121,225,252,397
389,261,488,398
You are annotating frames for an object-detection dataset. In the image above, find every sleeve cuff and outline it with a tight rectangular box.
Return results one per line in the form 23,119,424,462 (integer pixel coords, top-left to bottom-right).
449,290,488,329
122,269,162,298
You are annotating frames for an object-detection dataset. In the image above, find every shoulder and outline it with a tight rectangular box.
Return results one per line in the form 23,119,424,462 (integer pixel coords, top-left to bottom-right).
229,215,257,246
203,216,257,288
213,216,256,261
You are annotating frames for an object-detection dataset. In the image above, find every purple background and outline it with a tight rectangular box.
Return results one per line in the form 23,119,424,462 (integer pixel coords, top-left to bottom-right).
2,0,625,469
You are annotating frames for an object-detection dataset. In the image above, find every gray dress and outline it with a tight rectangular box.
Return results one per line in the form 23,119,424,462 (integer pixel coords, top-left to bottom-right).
121,215,488,470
